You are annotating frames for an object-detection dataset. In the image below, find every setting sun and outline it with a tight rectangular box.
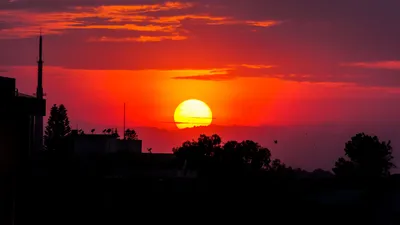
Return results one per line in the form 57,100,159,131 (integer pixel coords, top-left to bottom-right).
174,99,213,129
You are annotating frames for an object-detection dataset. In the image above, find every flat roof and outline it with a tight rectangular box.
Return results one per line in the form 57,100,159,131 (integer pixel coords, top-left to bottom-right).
0,76,15,82
72,134,117,138
17,92,36,98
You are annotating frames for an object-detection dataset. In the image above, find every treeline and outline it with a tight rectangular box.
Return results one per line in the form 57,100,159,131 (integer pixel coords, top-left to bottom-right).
172,132,395,181
43,104,396,181
43,104,139,151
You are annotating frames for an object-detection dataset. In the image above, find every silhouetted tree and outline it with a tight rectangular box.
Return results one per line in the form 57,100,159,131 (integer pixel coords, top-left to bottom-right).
172,134,221,171
58,104,71,136
112,128,120,138
124,129,138,140
91,129,95,134
172,134,271,173
241,140,271,170
333,133,395,178
267,158,299,179
44,104,72,151
270,159,287,172
333,157,356,177
43,105,58,151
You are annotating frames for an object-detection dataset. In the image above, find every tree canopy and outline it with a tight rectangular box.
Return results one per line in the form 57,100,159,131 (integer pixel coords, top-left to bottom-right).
333,133,395,178
43,104,71,151
172,134,272,174
124,129,139,140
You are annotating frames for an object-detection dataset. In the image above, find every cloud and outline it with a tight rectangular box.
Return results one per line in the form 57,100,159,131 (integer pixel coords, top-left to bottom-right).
2,0,400,89
172,64,330,82
245,20,282,27
172,64,273,81
88,34,187,42
173,73,232,81
0,2,190,38
148,14,229,24
342,61,400,70
0,1,281,40
171,62,400,88
239,64,275,69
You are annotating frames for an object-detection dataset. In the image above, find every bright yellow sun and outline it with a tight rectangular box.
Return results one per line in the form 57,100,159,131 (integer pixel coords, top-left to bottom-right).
174,99,213,129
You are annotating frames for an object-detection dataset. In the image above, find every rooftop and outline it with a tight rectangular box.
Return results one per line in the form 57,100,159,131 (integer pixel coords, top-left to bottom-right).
0,76,36,99
69,130,123,139
0,76,46,116
16,92,36,98
71,134,117,139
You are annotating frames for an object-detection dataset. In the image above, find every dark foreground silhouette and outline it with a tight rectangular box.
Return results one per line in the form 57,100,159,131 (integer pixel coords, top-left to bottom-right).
4,112,400,225
6,148,399,225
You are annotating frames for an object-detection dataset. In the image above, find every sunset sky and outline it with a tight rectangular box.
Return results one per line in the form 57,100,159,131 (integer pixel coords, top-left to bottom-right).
1,0,400,170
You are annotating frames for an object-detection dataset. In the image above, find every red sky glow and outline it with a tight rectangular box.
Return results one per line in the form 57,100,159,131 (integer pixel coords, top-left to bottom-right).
1,0,400,171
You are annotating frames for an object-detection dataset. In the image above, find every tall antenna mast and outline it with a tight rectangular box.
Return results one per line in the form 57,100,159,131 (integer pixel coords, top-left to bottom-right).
34,30,44,152
123,103,126,140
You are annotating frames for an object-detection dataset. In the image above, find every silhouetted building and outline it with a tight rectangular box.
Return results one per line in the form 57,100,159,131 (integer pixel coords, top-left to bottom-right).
118,139,142,153
0,76,46,225
63,130,142,155
104,153,195,179
34,34,44,152
0,76,46,174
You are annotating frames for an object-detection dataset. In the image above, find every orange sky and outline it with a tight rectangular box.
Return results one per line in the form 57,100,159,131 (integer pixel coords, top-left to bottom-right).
3,0,400,170
3,65,399,131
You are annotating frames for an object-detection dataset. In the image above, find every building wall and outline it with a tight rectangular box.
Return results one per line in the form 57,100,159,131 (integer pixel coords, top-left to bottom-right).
72,137,118,154
117,140,142,153
0,113,31,176
1,75,46,225
0,112,32,225
66,135,143,155
0,77,15,99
